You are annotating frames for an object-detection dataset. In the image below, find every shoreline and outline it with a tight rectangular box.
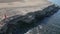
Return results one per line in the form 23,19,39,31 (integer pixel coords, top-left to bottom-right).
0,4,60,34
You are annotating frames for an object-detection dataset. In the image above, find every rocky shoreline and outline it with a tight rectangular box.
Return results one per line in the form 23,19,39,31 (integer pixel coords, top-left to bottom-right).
0,4,60,34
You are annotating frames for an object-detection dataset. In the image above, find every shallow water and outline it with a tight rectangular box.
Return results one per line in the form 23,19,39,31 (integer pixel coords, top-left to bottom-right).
25,10,60,34
41,10,60,34
48,0,60,6
41,0,60,34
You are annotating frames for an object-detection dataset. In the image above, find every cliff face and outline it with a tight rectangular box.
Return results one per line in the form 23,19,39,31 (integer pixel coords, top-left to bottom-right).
0,5,60,34
0,0,60,34
0,0,53,30
0,0,52,20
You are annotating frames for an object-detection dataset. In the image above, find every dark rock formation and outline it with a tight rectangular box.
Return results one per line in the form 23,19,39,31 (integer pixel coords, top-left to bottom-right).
0,5,60,34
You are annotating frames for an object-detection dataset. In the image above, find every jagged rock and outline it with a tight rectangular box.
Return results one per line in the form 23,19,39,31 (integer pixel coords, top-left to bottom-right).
0,0,60,34
0,4,60,34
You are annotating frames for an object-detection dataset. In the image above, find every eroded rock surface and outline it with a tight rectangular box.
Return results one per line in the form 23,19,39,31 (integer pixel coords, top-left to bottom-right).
0,5,60,34
0,0,60,34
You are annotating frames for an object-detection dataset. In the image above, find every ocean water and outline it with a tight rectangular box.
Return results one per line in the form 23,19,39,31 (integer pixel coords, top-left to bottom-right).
42,0,60,34
25,10,60,34
25,0,60,34
40,0,60,34
48,0,60,6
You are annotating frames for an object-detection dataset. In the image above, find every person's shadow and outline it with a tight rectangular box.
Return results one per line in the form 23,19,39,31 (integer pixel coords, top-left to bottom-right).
0,5,60,34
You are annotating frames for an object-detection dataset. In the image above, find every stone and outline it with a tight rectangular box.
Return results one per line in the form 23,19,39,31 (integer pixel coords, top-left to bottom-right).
0,0,60,34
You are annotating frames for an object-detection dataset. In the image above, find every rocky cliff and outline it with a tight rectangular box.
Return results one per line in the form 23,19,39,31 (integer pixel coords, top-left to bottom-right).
0,4,60,34
0,0,60,34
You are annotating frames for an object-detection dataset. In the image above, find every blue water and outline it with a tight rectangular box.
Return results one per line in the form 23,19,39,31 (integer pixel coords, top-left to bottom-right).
38,10,60,34
39,0,60,34
48,0,60,6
